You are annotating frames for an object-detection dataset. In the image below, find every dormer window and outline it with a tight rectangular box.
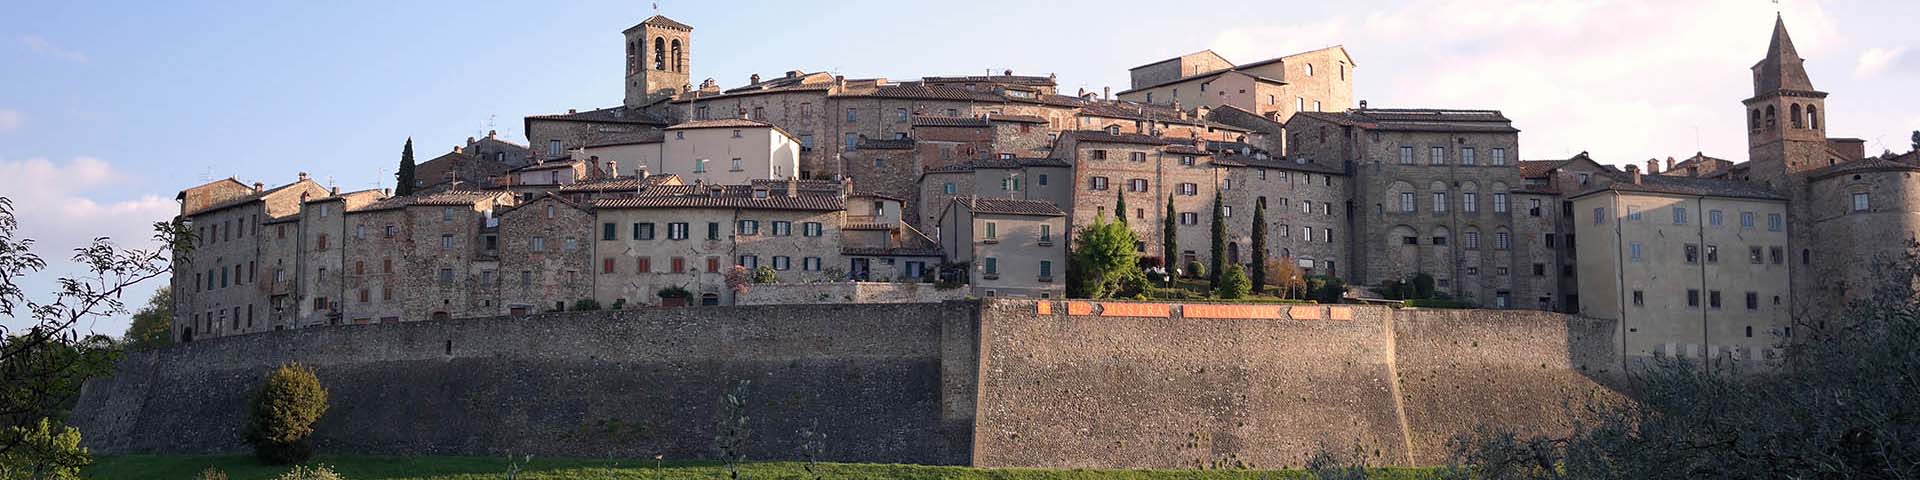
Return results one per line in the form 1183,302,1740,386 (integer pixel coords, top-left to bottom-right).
1105,125,1121,135
731,129,742,138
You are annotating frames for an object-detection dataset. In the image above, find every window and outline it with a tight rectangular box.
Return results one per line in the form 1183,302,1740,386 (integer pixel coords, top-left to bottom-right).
1491,148,1507,166
1463,193,1478,213
1180,212,1199,225
1430,146,1445,165
1685,244,1700,263
1130,152,1147,162
1399,192,1416,212
1433,235,1449,246
440,234,454,249
1179,183,1198,196
1709,290,1722,309
438,268,454,285
1039,261,1053,279
1040,224,1053,243
1705,209,1722,227
738,220,759,236
693,158,708,173
602,258,615,274
1749,246,1763,264
803,257,822,271
1739,211,1754,229
984,257,998,276
1297,97,1305,112
316,233,329,250
1632,290,1645,306
671,257,685,273
773,256,790,271
1853,192,1870,211
383,258,393,273
1432,193,1448,213
846,108,858,122
800,134,814,150
1533,263,1546,276
1527,198,1542,217
354,225,365,239
1768,213,1784,231
803,222,823,237
1301,200,1313,214
942,183,956,194
1746,292,1759,310
1090,176,1110,191
895,108,908,121
1091,150,1108,160
707,257,720,272
1464,231,1480,249
602,222,618,240
985,222,998,240
1630,242,1643,262
1493,193,1508,213
667,223,688,240
1461,147,1475,166
442,207,455,222
1593,207,1606,224
1688,289,1701,307
1705,244,1719,263
1038,174,1048,186
1673,207,1688,224
844,133,859,151
772,221,791,236
530,236,547,252
1770,246,1784,264
635,223,655,240
731,158,743,171
1129,179,1147,192
1494,232,1511,250
737,255,758,269
1399,146,1414,165
1627,206,1642,221
520,271,531,287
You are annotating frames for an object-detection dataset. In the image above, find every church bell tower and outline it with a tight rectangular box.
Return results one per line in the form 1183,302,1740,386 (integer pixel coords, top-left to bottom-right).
1743,14,1829,179
624,15,693,109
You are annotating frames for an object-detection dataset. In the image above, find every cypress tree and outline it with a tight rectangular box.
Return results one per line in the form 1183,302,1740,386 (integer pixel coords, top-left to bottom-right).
1163,195,1178,282
1115,189,1128,226
1251,198,1267,294
395,137,417,196
1209,192,1225,287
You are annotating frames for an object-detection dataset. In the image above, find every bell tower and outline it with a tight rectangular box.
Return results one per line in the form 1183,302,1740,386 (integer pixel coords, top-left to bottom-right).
624,15,693,109
1743,14,1828,179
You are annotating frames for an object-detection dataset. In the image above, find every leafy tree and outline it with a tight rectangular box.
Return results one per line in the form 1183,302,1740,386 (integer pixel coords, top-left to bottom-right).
1114,189,1128,226
1162,196,1177,283
395,137,417,196
715,380,752,480
1250,199,1267,293
1305,275,1346,304
751,265,778,284
1268,257,1305,300
1208,193,1225,288
724,265,751,296
0,418,89,480
1409,272,1436,299
1068,215,1140,299
121,286,172,350
570,298,602,311
1911,130,1918,152
1444,248,1920,478
0,196,184,457
247,362,329,464
1216,264,1250,299
1185,260,1206,281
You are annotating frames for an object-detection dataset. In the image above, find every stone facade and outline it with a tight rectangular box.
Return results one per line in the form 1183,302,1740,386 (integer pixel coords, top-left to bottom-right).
936,197,1068,298
591,189,847,307
497,194,597,314
173,177,328,341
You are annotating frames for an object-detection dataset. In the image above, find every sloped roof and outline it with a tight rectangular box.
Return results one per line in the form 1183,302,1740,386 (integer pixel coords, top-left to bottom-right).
185,179,321,216
593,194,845,211
1807,154,1920,180
1570,175,1785,201
1753,15,1816,96
664,118,778,130
624,15,692,33
526,106,668,126
924,157,1072,173
1291,108,1519,134
952,196,1066,216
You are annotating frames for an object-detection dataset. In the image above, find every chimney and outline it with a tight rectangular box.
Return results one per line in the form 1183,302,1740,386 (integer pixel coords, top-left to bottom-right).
750,73,761,84
786,176,798,197
834,75,846,90
253,182,264,193
466,136,476,146
567,108,577,114
382,188,391,197
842,177,855,197
1626,164,1642,185
1646,158,1660,175
1359,99,1369,109
786,70,801,78
330,186,340,195
487,129,497,139
606,160,619,178
738,106,749,119
1666,156,1676,171
637,165,649,179
453,145,463,154
1003,69,1013,76
297,172,310,182
588,156,601,180
1077,87,1086,97
1103,86,1111,100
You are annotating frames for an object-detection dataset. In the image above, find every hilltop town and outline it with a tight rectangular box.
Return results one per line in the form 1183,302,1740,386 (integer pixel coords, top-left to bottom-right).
169,12,1919,365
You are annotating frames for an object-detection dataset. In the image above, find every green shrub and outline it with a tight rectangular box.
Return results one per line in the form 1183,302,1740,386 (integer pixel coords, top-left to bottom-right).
1216,264,1250,299
195,467,229,480
1184,261,1206,280
272,465,343,480
570,299,602,311
656,286,692,299
247,363,329,465
1305,275,1347,304
0,418,89,480
1409,272,1436,299
751,265,778,283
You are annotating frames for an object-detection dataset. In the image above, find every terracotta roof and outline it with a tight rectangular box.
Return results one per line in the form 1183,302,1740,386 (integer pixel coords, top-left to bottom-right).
988,114,1049,124
856,137,915,150
593,194,845,211
1117,68,1285,96
665,118,779,130
510,159,581,173
413,190,509,206
1807,155,1920,180
842,222,893,231
953,196,1066,216
625,15,692,32
1165,145,1211,155
1211,155,1345,175
911,116,989,128
1291,108,1518,134
1517,160,1570,178
1569,175,1785,201
921,74,1056,86
842,246,944,257
583,130,666,147
555,175,676,193
837,83,1002,102
1062,129,1189,146
185,180,318,216
526,106,668,125
350,195,415,213
925,157,1072,173
1079,101,1233,129
498,192,592,216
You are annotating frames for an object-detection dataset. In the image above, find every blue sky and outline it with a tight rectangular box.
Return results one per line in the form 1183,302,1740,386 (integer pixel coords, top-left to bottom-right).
3,0,1917,335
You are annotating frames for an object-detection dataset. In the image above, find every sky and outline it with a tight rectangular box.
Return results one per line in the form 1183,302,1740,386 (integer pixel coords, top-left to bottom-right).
3,0,1917,336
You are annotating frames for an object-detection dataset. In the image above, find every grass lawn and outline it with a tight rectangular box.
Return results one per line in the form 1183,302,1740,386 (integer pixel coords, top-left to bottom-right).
86,455,1444,479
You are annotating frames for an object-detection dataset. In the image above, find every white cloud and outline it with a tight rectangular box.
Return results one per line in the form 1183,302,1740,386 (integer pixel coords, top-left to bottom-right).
1205,0,1840,166
0,157,176,334
1855,47,1909,78
20,35,89,63
0,110,18,132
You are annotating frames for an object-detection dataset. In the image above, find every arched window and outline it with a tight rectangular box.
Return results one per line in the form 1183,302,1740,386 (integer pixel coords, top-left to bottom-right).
653,37,666,71
671,39,683,72
1765,105,1776,128
627,41,637,72
1808,106,1819,130
1750,109,1761,131
1791,104,1803,128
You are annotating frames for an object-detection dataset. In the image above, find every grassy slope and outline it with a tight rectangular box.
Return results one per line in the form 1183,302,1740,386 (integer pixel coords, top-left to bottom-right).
87,455,1443,480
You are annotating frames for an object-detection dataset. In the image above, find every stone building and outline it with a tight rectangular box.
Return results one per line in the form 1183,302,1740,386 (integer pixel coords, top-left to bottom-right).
658,118,802,184
917,157,1073,234
936,196,1067,298
1117,46,1355,126
1212,145,1350,277
1056,130,1218,268
297,188,389,327
172,175,328,341
414,146,512,193
1286,108,1546,308
1573,169,1791,361
496,194,597,314
591,181,847,307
